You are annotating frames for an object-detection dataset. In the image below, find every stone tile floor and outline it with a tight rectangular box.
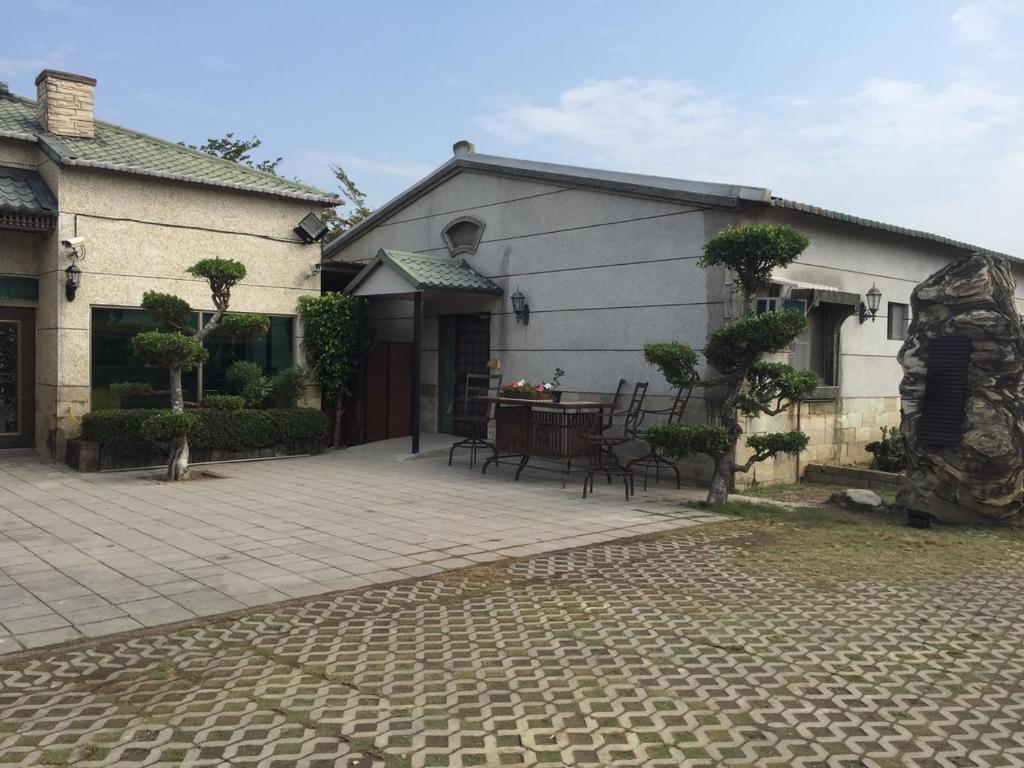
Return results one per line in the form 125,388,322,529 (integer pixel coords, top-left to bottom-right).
0,449,717,652
1,517,1022,766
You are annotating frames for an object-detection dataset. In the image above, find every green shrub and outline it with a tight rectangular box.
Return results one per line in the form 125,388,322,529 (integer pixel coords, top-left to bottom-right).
266,367,307,409
81,409,164,456
142,411,199,443
82,408,328,455
224,360,268,407
201,394,245,410
643,342,699,390
865,426,907,472
645,423,732,460
132,331,207,369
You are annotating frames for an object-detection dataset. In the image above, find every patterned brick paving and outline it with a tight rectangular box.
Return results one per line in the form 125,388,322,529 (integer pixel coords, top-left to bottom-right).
2,520,1023,766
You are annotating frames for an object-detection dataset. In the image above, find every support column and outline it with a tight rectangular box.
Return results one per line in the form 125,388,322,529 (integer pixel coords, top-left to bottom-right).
411,292,422,454
355,298,366,445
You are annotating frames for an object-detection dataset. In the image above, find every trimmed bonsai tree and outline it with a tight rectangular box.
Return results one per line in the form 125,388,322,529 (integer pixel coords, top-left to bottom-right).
297,292,361,447
645,224,818,507
130,259,268,479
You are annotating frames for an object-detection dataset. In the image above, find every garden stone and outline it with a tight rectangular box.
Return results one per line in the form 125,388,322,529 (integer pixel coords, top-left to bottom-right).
830,488,886,513
897,253,1024,526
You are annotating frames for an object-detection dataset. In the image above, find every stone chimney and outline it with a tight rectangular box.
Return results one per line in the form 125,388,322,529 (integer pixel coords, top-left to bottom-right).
35,69,96,139
452,139,475,157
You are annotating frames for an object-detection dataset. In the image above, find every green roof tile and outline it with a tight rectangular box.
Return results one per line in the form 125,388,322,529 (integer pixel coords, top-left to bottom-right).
0,91,338,204
348,249,503,296
0,166,57,215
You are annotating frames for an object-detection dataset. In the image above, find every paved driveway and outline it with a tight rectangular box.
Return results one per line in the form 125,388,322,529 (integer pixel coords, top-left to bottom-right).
0,448,719,652
2,516,1022,766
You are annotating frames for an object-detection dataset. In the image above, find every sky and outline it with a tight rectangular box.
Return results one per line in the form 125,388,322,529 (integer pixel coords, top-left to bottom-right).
2,0,1022,254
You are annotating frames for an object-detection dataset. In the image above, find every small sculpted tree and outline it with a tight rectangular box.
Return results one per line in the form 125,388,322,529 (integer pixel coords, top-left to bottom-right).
645,224,818,506
297,292,362,447
131,259,268,480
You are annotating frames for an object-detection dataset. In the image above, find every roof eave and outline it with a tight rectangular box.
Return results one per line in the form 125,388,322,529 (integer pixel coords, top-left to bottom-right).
56,155,341,204
769,197,1019,264
323,155,755,257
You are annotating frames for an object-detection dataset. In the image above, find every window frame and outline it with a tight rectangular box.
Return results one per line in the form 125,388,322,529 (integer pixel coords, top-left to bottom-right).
887,302,910,341
89,304,297,410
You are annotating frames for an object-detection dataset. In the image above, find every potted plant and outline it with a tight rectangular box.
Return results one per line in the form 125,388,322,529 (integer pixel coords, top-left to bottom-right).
543,368,566,403
500,380,550,400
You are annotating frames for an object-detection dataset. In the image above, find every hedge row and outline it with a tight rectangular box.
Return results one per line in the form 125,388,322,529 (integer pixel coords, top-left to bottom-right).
81,408,327,455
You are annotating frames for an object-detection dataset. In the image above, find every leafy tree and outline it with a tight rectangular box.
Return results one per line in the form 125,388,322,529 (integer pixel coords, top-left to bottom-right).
644,224,817,507
129,259,268,480
297,292,362,447
183,133,372,239
186,132,282,175
321,164,372,242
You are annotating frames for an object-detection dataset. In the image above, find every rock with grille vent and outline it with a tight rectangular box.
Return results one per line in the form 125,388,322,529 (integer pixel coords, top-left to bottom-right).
897,252,1024,526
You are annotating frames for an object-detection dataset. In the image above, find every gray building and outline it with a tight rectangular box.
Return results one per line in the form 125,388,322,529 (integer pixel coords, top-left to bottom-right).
324,140,1019,484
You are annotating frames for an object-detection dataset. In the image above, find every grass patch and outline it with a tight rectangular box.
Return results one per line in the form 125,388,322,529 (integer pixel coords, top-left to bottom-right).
687,498,1024,583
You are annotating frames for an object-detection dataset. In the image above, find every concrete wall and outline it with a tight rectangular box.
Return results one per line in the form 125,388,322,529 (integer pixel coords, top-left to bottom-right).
46,166,323,459
1,134,324,459
334,170,725,434
0,138,60,455
330,163,1015,485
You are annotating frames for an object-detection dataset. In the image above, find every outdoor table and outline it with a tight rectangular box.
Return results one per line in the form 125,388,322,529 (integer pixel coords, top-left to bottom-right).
479,397,610,483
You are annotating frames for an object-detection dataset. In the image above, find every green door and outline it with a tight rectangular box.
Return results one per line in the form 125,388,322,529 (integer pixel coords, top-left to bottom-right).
438,316,456,433
438,313,491,435
0,307,35,449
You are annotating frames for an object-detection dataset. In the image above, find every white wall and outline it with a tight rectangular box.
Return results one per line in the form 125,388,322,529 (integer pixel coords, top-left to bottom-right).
759,206,1022,401
337,171,720,411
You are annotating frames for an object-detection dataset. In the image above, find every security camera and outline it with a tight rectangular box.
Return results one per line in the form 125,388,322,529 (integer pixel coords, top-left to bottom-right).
62,236,84,248
309,262,322,276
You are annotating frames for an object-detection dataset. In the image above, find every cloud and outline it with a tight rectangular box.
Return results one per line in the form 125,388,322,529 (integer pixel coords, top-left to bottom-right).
480,77,1024,254
951,1,1022,57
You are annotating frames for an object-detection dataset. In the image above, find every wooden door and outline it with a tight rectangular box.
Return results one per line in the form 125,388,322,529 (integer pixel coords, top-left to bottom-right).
0,307,35,449
362,342,413,443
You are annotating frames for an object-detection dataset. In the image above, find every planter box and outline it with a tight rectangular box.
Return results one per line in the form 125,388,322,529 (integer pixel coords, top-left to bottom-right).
804,462,902,489
66,438,324,473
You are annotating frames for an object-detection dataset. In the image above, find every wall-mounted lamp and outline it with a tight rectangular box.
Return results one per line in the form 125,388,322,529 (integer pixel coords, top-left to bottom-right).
65,262,82,301
510,287,530,325
61,237,85,302
294,212,328,243
859,283,882,323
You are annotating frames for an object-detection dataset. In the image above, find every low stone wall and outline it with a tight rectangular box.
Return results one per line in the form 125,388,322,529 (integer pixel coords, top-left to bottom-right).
734,395,902,486
67,439,324,473
803,462,901,490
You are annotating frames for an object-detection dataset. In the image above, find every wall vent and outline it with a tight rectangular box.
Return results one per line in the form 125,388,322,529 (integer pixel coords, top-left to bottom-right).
442,216,485,256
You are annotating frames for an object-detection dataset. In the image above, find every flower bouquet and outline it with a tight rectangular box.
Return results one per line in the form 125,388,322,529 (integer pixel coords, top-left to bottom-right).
500,380,551,400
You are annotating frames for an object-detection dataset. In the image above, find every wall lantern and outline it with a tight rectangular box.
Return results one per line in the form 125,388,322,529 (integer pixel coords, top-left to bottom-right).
511,287,530,325
294,212,328,244
859,283,882,323
65,263,82,301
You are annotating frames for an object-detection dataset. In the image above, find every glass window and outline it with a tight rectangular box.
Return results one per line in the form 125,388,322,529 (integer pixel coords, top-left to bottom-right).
91,309,295,409
91,308,198,410
888,302,910,341
201,314,295,395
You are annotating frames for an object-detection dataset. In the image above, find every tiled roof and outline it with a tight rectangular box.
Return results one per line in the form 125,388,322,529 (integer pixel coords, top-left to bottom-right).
0,166,56,214
347,249,503,296
324,146,1016,263
0,91,338,204
770,197,1015,262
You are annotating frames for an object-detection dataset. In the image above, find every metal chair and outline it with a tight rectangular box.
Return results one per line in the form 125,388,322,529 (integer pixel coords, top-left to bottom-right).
583,382,648,499
627,385,692,490
448,372,502,469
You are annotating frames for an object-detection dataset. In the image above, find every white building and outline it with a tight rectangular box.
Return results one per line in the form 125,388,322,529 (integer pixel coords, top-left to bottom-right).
323,141,1020,484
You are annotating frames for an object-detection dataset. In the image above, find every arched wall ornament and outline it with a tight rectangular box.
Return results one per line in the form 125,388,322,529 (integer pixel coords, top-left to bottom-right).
442,216,485,256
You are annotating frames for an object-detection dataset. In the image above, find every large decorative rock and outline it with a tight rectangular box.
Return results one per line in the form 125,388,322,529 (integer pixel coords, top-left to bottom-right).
830,488,886,513
897,253,1024,526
